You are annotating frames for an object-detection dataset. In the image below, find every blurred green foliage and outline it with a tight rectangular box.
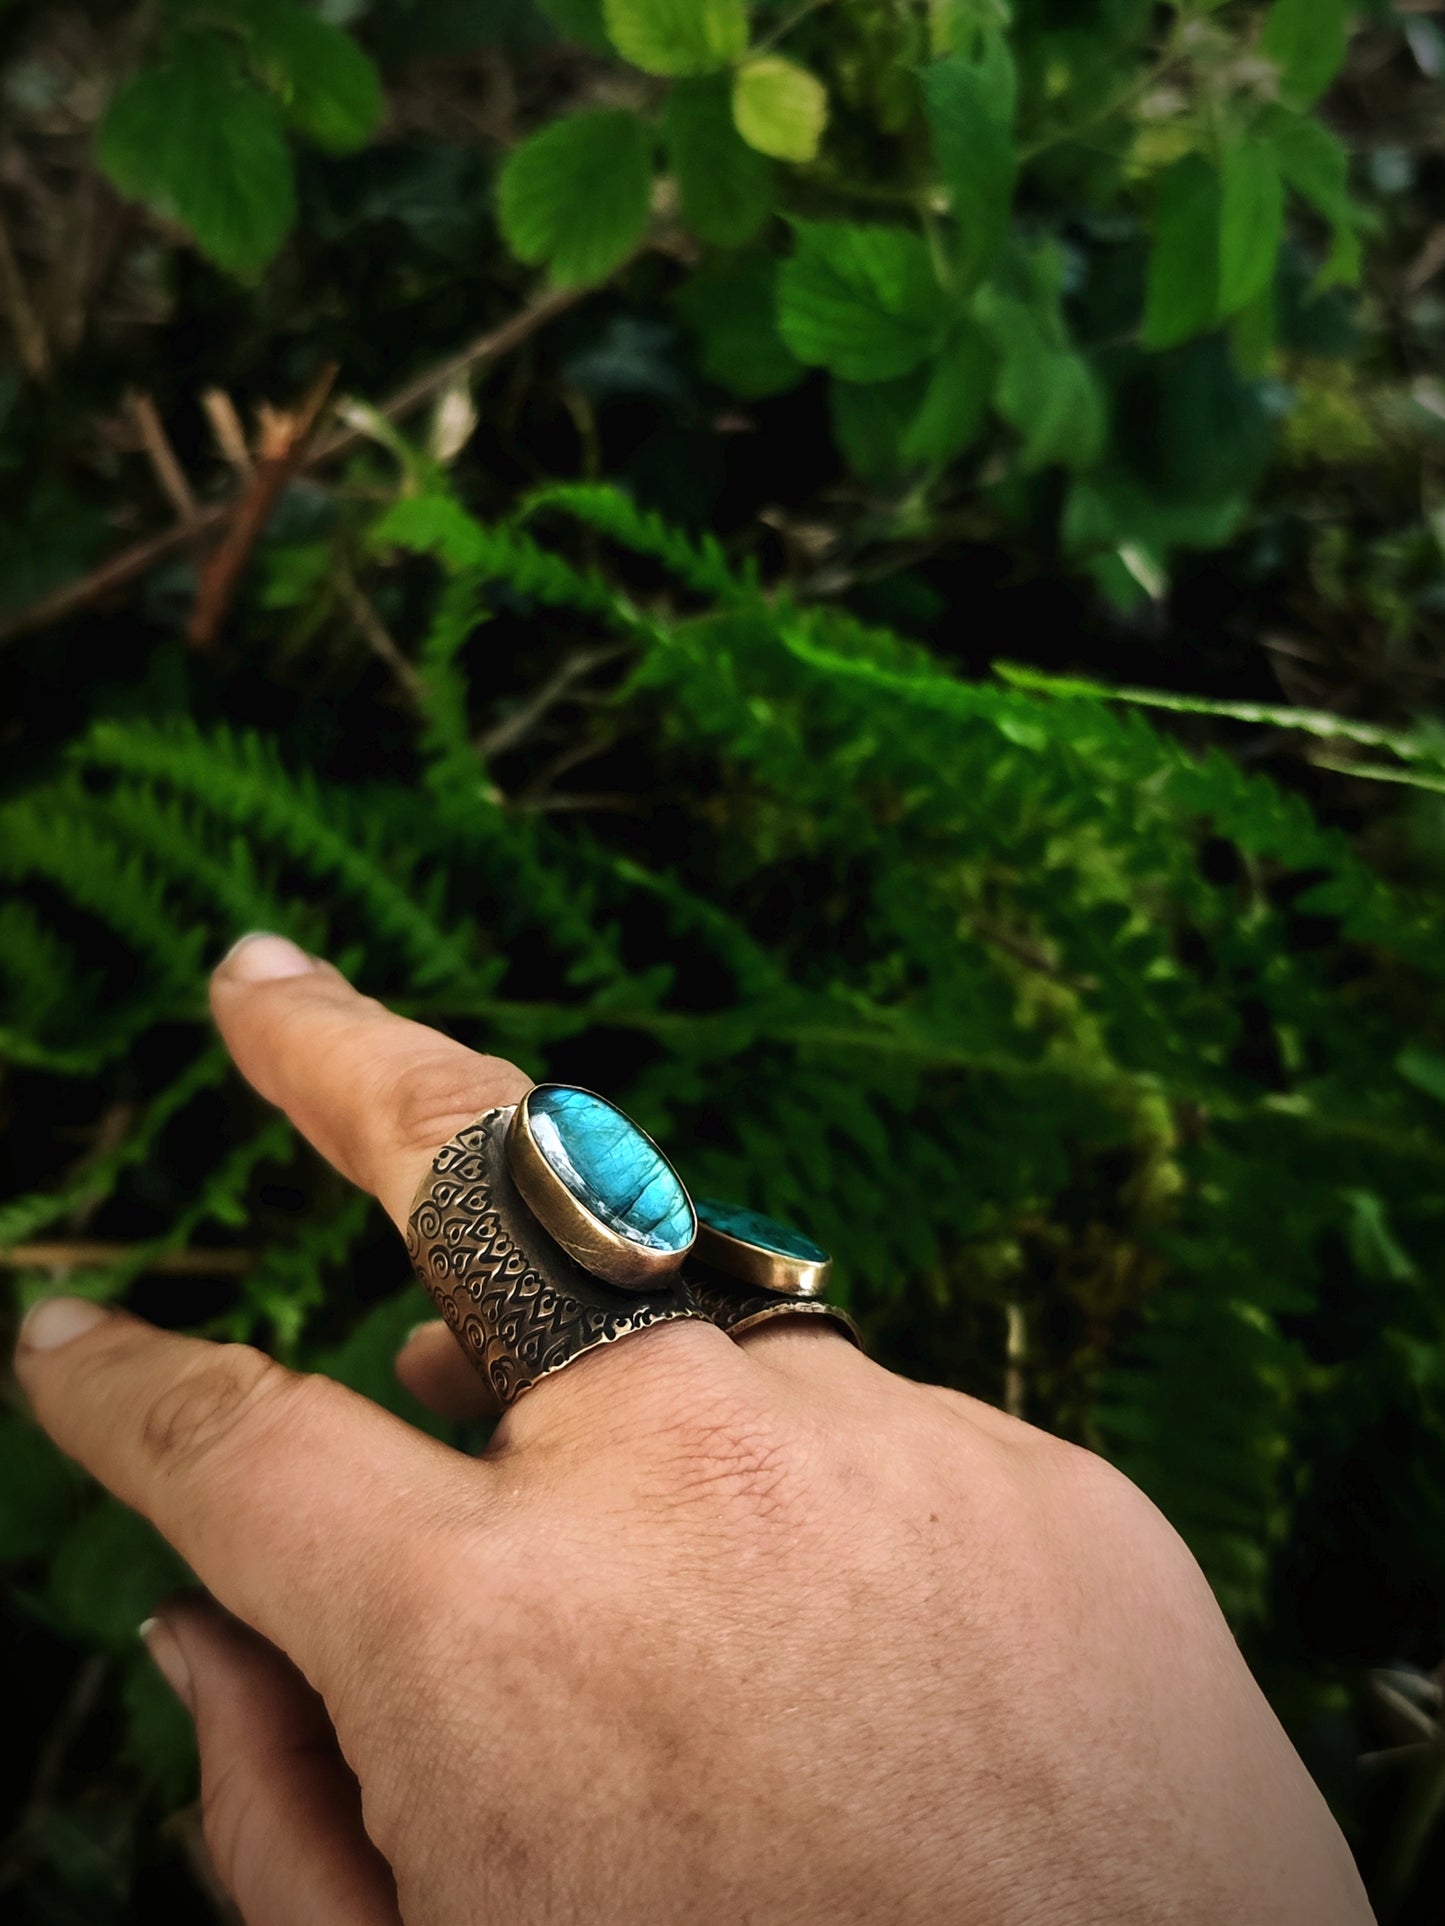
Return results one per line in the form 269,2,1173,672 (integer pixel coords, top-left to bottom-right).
2,0,1445,1918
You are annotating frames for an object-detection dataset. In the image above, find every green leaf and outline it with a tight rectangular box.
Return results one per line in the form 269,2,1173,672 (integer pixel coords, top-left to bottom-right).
97,31,297,279
49,1501,188,1647
899,322,995,464
981,292,1103,471
1217,134,1284,319
236,0,383,153
922,35,1016,289
1229,279,1275,377
1261,106,1361,289
664,77,772,245
675,253,805,397
1262,0,1347,109
603,0,748,76
538,0,613,53
731,54,828,163
1397,1045,1445,1105
1141,155,1221,350
830,373,929,480
498,109,653,286
0,1412,81,1561
777,222,947,382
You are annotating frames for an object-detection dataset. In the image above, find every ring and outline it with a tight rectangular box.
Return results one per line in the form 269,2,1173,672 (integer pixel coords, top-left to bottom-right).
405,1084,703,1408
684,1198,863,1349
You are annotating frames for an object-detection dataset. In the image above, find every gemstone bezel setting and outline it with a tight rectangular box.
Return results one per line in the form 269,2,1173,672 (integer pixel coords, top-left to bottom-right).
691,1197,833,1298
505,1083,696,1292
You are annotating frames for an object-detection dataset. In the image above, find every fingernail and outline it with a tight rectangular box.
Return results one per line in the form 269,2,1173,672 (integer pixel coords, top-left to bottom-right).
18,1296,110,1351
404,1320,440,1347
217,933,316,983
140,1616,194,1711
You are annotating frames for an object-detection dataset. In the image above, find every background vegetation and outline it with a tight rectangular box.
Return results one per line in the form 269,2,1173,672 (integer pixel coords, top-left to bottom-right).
1,0,1444,1918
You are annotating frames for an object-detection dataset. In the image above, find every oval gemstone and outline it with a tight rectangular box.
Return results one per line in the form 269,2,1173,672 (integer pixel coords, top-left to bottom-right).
695,1198,829,1264
527,1086,694,1253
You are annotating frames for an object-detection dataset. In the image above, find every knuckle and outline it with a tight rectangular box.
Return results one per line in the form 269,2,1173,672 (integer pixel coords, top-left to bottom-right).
382,1049,530,1163
140,1343,296,1478
647,1387,808,1529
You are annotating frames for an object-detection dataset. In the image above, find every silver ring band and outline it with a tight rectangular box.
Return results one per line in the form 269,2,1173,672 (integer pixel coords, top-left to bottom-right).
406,1106,702,1408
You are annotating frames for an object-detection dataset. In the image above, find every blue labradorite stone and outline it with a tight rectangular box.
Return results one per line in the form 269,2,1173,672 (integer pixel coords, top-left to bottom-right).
528,1087,694,1252
695,1198,829,1264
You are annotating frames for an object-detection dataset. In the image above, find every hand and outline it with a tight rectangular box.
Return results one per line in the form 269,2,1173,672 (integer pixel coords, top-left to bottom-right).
14,936,1373,1926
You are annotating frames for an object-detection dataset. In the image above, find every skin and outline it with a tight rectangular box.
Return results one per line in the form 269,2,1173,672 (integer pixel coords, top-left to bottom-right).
12,935,1375,1926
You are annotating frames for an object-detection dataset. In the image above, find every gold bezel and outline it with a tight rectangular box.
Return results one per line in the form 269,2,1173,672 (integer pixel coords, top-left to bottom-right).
505,1085,696,1292
692,1217,832,1298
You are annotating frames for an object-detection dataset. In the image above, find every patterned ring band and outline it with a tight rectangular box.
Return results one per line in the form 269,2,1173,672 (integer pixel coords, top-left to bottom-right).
405,1104,703,1409
407,1086,863,1408
685,1273,863,1348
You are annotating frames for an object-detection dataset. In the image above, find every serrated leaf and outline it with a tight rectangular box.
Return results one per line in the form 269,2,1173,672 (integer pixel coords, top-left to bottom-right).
830,372,929,480
498,109,653,287
603,0,748,76
675,253,805,397
982,292,1103,471
97,31,297,279
899,322,994,463
664,77,772,245
731,55,828,164
1262,0,1347,109
237,0,383,154
922,35,1016,289
1218,134,1284,318
777,222,947,382
1141,154,1221,350
1261,105,1361,289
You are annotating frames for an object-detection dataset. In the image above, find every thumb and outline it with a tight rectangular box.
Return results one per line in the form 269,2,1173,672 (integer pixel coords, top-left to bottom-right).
143,1598,401,1926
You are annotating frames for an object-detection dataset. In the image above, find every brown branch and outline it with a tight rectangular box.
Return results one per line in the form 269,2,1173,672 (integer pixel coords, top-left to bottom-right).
187,362,338,649
202,387,254,477
342,571,427,709
0,281,588,647
128,391,200,529
0,1242,254,1273
0,203,49,383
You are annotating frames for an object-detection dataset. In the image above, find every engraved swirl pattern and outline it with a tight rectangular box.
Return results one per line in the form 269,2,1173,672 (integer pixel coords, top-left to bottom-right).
406,1109,699,1407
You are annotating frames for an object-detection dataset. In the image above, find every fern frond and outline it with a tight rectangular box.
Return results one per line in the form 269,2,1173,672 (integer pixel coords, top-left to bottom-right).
0,795,204,979
997,661,1445,772
0,1046,228,1248
240,1188,373,1355
74,722,483,990
376,495,627,622
517,483,756,602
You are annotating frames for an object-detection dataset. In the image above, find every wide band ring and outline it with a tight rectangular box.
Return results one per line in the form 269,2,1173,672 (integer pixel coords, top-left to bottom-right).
405,1105,702,1409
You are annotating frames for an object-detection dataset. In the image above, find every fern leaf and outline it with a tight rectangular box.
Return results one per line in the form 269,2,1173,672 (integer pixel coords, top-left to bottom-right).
517,483,757,602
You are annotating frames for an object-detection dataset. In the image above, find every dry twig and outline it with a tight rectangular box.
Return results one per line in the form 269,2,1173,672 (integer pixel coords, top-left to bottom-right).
0,282,587,647
0,203,49,383
128,391,200,529
187,362,338,649
0,1242,254,1273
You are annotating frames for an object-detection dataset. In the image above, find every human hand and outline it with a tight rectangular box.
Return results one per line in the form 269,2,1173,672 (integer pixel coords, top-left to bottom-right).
13,936,1373,1925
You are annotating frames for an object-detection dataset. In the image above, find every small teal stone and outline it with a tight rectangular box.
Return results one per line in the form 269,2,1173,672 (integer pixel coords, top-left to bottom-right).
528,1086,694,1253
695,1198,829,1264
